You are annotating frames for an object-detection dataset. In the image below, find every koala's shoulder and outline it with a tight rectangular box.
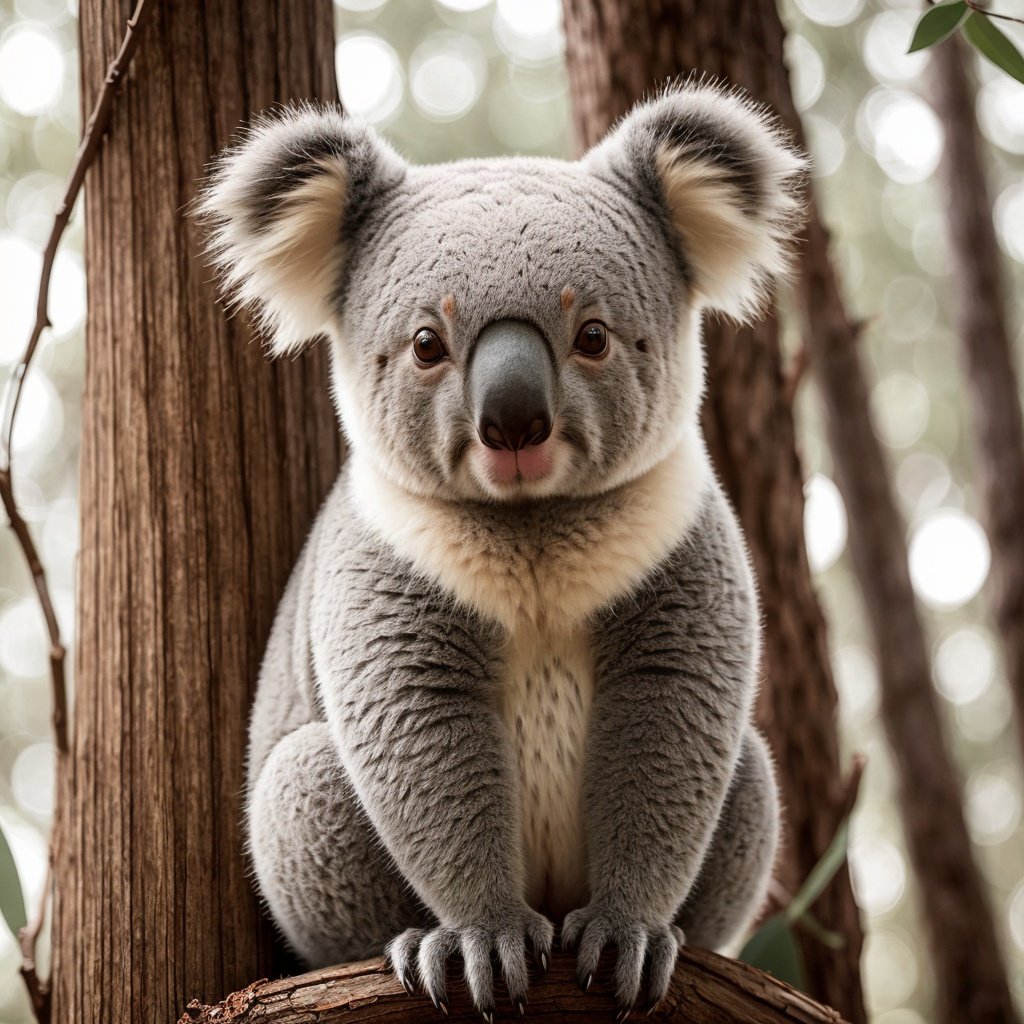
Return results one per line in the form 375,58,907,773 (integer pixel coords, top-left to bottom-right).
595,480,759,644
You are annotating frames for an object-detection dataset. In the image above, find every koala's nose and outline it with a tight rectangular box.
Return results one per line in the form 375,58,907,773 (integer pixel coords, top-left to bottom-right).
468,320,555,451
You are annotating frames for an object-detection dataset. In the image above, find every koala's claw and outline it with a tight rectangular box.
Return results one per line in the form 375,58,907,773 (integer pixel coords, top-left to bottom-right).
387,909,554,1017
386,927,424,996
562,906,684,1011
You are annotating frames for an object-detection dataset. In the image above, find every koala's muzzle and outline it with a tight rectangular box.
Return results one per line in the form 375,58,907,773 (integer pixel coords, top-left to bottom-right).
469,320,555,451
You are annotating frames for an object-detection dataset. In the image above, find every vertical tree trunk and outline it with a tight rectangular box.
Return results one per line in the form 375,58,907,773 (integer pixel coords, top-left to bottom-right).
561,4,866,1021
774,56,1020,1024
51,2,341,1022
929,33,1024,763
799,209,1019,1024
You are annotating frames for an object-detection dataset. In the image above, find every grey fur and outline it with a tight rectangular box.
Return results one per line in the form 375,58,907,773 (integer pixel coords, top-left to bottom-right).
201,82,802,1016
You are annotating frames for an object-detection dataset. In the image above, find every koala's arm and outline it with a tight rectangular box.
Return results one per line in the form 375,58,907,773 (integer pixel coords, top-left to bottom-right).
565,484,759,997
310,508,552,1012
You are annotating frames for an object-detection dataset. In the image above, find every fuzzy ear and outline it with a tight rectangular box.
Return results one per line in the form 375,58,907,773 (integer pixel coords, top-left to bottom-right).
196,104,406,356
586,84,807,322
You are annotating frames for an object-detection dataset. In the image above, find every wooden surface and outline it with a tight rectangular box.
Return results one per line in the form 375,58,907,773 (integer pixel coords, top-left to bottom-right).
50,1,341,1021
560,2,866,1020
179,951,848,1024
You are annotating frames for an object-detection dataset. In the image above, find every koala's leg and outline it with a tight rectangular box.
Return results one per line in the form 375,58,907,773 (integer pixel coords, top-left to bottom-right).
676,729,779,951
248,722,429,966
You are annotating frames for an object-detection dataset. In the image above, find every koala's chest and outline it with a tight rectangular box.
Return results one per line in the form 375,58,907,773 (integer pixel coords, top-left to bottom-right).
500,621,593,917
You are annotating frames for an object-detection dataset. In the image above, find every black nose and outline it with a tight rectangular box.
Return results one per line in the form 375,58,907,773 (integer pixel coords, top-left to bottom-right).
468,320,555,451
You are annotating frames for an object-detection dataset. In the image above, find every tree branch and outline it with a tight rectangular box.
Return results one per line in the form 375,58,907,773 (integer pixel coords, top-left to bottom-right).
964,1,1024,27
0,2,153,1019
178,952,848,1024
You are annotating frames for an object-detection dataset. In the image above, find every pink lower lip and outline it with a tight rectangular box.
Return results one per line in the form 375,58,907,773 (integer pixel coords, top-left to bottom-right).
481,442,553,486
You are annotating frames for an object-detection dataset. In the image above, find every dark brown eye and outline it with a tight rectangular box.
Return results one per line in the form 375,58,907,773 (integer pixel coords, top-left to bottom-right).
412,328,447,366
574,321,608,358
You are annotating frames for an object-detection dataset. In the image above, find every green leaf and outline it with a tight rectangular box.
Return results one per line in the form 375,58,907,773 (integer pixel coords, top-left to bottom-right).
739,915,805,988
785,815,850,924
963,11,1024,84
908,0,968,53
0,823,27,939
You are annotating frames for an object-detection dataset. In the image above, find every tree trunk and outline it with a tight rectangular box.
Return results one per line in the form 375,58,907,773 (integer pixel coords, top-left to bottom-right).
778,74,1020,1024
50,2,341,1022
929,33,1024,764
798,214,1019,1024
177,951,849,1024
561,4,866,1021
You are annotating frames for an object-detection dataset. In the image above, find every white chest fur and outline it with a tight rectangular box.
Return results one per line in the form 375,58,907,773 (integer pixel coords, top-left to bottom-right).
349,436,710,913
501,618,593,914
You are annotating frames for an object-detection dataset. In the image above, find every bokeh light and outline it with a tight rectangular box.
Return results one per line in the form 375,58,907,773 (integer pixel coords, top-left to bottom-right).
995,182,1024,263
793,0,863,28
0,25,63,115
862,11,929,84
860,88,943,184
871,373,930,448
850,836,906,916
493,0,563,64
966,767,1022,846
804,472,848,573
908,509,990,610
336,33,405,124
410,31,486,121
933,627,994,706
863,929,919,1013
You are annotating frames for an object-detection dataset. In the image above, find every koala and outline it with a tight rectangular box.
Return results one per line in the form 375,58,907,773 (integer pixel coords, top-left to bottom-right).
198,83,804,1018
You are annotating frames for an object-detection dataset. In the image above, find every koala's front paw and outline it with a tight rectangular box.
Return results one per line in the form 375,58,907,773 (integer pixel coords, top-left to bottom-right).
562,903,684,1017
386,905,554,1020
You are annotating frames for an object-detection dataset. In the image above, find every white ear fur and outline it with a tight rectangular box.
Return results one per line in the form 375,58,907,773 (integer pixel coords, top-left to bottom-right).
593,85,807,322
196,106,403,356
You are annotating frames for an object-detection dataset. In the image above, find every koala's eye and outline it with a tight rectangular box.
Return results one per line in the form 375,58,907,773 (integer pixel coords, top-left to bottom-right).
412,328,448,366
573,321,609,359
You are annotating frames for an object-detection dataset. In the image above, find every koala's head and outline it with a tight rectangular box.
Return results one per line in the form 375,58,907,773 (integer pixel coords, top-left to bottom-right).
199,85,804,504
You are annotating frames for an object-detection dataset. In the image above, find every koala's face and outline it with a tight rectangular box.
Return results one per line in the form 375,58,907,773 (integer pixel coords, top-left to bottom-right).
334,160,700,501
200,89,804,503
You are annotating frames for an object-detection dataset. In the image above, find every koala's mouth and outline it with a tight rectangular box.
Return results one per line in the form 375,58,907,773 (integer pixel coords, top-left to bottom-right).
478,440,556,489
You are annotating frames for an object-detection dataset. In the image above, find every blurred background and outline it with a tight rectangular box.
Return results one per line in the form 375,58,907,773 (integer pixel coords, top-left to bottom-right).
0,0,1022,1020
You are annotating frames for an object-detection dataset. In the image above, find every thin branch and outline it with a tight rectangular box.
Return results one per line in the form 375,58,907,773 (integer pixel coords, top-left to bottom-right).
18,862,51,1024
964,0,1024,27
0,1,154,1019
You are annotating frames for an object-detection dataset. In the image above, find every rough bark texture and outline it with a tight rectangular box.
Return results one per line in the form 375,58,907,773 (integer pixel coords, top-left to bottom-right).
51,2,341,1022
561,3,866,1021
782,89,1021,1024
929,34,1024,764
178,952,848,1024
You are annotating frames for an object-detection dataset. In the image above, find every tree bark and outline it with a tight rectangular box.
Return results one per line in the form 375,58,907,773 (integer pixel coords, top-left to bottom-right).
929,34,1024,764
561,4,866,1021
178,951,848,1024
50,2,341,1022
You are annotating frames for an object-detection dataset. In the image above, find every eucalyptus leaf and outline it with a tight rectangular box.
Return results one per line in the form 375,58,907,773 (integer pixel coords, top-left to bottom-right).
962,11,1024,84
908,0,968,53
739,915,805,988
0,823,27,938
785,815,850,924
